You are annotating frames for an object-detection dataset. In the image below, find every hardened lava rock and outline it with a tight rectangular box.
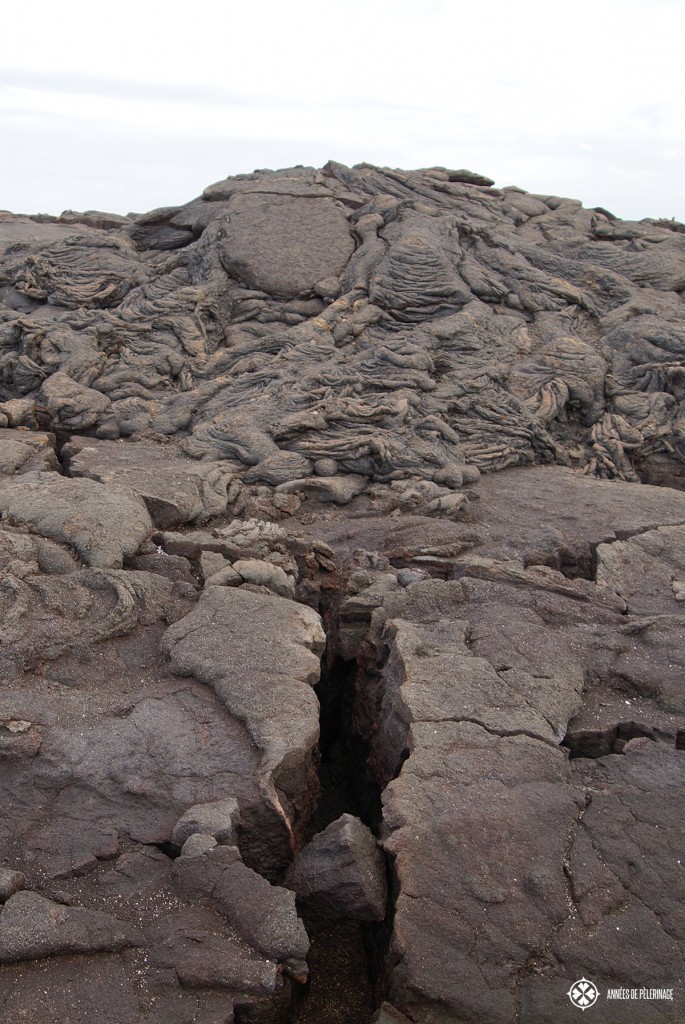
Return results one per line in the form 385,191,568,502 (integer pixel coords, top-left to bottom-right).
1,164,685,1023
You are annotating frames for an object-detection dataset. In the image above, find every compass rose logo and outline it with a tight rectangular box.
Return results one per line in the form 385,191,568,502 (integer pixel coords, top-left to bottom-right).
568,977,600,1010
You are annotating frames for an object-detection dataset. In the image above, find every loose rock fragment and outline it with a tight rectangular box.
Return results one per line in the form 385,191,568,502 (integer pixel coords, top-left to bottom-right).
0,870,25,903
0,892,144,962
171,797,240,848
286,814,387,922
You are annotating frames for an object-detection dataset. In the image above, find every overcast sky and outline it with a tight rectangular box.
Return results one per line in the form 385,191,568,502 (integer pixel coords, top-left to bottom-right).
2,0,684,221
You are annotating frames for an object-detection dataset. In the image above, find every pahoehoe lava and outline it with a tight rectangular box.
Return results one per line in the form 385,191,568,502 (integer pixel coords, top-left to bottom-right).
0,162,685,1023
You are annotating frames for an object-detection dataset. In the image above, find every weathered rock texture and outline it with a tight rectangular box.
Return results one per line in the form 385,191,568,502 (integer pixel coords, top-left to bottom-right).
286,813,387,922
1,164,684,1023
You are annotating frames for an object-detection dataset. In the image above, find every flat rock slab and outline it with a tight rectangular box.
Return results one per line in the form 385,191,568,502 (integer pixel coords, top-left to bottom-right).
294,466,685,571
150,921,281,995
172,844,309,976
0,953,236,1024
382,722,578,1024
0,471,152,567
0,559,269,880
65,437,233,527
0,891,143,962
162,586,325,846
0,680,265,880
470,466,685,566
596,524,685,614
522,743,685,1023
218,193,355,298
360,558,685,1023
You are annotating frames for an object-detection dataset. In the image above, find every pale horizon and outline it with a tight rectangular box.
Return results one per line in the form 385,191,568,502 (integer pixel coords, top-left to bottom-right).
2,0,684,222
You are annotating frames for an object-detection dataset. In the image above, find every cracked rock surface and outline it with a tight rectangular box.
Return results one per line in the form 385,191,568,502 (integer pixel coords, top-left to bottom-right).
1,164,685,1022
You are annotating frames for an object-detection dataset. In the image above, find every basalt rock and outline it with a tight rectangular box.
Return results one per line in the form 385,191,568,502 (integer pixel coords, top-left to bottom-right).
171,797,240,848
0,470,153,568
0,891,144,962
63,436,234,527
0,428,59,475
1,165,685,1023
171,844,310,978
285,813,387,922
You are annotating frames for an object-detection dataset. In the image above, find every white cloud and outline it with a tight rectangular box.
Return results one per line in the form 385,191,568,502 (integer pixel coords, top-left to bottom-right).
1,0,684,219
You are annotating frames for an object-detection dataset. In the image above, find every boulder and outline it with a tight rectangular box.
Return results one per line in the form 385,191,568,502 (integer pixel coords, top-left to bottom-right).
180,834,218,858
286,814,387,922
0,870,25,903
217,192,355,298
232,558,296,598
40,372,111,430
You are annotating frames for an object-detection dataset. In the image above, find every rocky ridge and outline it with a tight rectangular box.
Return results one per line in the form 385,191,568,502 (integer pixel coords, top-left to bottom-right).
0,163,684,1023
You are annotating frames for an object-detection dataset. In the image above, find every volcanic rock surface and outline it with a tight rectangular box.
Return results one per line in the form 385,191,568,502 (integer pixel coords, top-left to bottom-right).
1,164,685,1023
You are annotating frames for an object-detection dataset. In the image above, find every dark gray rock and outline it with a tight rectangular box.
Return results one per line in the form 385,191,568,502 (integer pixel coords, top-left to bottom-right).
0,870,24,903
171,797,240,847
232,557,296,598
0,429,59,475
129,550,198,585
205,564,242,588
162,585,325,870
40,371,111,430
217,192,355,299
0,471,152,567
596,524,685,614
97,848,172,898
371,1004,413,1024
8,231,147,308
150,922,281,995
286,814,387,922
0,891,143,962
172,845,309,977
0,953,237,1024
180,833,218,858
199,549,230,581
3,163,685,1023
64,437,233,527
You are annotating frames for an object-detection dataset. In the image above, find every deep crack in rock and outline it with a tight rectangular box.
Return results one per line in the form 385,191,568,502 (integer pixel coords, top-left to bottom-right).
2,162,685,1023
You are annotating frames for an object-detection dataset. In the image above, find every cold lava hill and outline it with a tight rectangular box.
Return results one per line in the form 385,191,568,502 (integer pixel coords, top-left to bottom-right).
0,163,684,1024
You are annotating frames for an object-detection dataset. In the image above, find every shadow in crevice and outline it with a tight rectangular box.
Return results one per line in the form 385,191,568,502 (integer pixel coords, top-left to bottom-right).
524,540,599,582
562,720,671,758
286,653,387,1024
311,655,382,837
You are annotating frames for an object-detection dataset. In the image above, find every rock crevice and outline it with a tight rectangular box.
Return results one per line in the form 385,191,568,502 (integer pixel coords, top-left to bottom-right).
2,164,685,1023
